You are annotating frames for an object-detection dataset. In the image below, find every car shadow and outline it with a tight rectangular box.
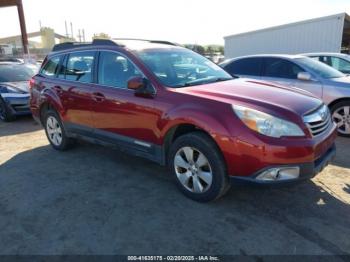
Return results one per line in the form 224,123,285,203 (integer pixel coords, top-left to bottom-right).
0,115,41,137
331,137,350,169
0,143,349,255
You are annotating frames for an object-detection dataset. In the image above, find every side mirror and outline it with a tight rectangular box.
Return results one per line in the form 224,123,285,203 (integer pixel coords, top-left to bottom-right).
127,76,144,90
127,76,155,98
297,72,312,81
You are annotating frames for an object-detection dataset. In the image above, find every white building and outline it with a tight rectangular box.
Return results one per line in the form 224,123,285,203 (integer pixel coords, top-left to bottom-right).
0,44,13,56
224,13,350,59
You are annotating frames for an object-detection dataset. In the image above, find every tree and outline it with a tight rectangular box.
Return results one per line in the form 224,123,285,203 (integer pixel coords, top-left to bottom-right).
184,44,205,55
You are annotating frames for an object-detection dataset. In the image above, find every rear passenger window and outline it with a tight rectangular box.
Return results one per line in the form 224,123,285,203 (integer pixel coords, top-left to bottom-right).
65,51,95,83
263,58,304,79
225,58,262,76
41,56,61,77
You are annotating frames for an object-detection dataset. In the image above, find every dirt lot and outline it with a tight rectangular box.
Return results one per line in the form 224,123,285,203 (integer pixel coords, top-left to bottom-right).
0,116,349,255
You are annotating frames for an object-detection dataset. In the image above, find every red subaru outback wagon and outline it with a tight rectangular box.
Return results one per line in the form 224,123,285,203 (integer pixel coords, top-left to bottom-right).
30,39,337,202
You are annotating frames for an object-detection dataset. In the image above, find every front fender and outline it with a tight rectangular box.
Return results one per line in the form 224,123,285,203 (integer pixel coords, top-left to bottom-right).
324,83,350,105
160,103,232,139
159,103,239,174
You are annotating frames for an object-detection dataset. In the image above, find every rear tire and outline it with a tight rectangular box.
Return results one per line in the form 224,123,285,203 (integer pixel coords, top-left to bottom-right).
331,101,350,137
0,97,15,122
44,110,74,150
168,132,230,202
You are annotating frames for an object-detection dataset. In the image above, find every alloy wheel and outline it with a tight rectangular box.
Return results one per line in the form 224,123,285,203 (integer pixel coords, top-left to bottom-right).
46,116,63,146
174,146,213,193
332,106,350,135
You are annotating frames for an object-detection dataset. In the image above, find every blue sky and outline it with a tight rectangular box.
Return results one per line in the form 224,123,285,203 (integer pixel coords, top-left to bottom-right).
0,0,349,45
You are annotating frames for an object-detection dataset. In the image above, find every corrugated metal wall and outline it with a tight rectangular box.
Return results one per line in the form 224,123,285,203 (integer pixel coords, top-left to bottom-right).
224,14,345,59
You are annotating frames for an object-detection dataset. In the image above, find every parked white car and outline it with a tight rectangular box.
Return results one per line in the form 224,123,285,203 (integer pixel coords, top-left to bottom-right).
220,54,350,137
302,53,350,75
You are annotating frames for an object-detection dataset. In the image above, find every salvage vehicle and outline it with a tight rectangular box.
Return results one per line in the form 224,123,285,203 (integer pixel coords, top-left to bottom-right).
30,40,337,201
220,54,350,137
0,62,38,121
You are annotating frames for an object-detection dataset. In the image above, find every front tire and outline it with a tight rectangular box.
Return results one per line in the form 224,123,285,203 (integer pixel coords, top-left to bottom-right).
44,110,74,150
331,101,350,137
168,132,230,202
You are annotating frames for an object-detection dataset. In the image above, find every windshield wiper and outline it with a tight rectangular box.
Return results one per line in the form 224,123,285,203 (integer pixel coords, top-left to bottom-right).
174,77,233,88
209,77,233,82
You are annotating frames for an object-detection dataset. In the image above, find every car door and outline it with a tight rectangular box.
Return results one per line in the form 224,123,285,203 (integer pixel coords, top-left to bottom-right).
260,57,301,87
224,57,262,80
291,60,324,99
56,51,97,135
91,51,160,160
261,57,323,98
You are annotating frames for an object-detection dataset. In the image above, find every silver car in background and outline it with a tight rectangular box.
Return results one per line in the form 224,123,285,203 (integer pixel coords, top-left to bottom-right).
301,53,350,75
220,54,350,137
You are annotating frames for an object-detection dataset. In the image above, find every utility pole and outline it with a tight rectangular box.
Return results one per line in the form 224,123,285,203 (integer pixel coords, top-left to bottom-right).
16,0,29,54
0,0,29,54
65,21,69,38
82,29,86,42
70,22,74,40
78,29,82,42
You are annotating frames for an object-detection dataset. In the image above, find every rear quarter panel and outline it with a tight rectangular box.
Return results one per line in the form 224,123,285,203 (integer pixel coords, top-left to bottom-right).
30,75,65,122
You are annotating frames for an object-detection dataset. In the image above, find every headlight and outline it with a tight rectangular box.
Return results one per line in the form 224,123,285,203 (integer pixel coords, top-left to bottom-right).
233,105,305,138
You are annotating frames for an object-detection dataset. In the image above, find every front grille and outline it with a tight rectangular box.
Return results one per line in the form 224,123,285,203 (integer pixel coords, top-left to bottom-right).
303,104,332,136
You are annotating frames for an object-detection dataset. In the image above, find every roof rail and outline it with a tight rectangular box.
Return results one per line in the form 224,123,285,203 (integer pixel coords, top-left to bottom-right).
52,39,119,52
113,38,179,46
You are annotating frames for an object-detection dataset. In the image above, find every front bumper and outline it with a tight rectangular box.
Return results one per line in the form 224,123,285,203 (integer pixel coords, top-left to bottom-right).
230,144,336,185
1,93,31,115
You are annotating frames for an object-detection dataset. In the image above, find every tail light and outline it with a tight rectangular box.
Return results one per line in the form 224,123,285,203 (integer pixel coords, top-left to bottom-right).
29,78,35,89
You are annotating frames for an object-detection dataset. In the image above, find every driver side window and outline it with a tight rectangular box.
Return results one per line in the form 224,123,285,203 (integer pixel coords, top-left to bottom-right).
98,51,141,89
264,58,304,79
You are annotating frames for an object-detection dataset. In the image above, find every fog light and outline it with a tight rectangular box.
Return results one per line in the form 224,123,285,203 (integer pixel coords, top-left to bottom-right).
256,167,300,181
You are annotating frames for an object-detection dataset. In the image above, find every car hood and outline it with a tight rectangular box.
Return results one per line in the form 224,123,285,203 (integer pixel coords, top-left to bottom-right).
175,78,322,116
0,81,29,94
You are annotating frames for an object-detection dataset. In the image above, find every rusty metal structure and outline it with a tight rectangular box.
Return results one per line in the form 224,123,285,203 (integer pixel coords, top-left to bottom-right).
0,0,28,54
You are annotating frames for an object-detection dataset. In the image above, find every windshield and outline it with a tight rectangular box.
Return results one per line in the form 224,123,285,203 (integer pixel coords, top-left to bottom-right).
295,57,345,79
0,64,38,83
135,48,232,87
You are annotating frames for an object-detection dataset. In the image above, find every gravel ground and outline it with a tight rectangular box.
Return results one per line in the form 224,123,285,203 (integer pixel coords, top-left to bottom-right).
0,116,349,255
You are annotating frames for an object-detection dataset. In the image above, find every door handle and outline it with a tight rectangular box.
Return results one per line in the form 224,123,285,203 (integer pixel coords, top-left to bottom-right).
92,92,105,102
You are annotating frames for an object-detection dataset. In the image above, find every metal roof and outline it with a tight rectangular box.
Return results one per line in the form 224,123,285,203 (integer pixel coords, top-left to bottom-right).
224,13,348,40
